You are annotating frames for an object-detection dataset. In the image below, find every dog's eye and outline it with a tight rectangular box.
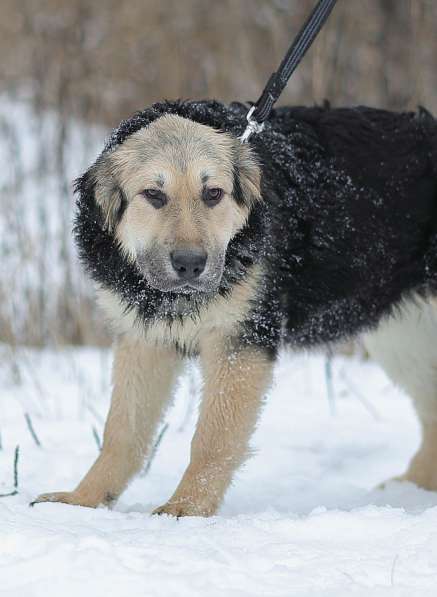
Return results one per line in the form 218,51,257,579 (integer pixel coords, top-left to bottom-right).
141,188,168,209
203,187,223,207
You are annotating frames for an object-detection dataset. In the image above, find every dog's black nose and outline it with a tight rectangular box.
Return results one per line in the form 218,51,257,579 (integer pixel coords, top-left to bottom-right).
170,248,207,280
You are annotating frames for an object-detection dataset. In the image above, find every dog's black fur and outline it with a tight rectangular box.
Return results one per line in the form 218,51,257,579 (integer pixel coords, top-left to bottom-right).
75,100,437,356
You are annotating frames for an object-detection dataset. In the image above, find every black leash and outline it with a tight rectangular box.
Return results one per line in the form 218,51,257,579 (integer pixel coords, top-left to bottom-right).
241,0,339,143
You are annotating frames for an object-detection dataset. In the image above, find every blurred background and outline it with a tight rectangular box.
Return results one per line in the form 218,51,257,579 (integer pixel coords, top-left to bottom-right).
1,0,437,347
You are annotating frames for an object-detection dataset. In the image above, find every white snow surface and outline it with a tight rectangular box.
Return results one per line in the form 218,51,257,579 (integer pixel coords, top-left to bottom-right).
1,346,437,596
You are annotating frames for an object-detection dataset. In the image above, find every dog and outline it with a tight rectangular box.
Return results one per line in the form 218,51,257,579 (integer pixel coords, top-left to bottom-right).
32,100,437,516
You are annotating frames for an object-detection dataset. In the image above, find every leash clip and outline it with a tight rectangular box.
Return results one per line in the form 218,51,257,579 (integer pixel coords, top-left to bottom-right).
240,106,265,144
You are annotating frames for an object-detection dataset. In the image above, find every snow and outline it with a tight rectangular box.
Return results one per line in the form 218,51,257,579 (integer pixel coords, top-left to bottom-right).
2,346,437,596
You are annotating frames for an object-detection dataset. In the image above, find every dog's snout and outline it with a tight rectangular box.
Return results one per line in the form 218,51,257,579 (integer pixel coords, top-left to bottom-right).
170,248,207,280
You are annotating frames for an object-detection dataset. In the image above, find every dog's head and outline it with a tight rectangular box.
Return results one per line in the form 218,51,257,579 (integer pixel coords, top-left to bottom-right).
86,114,261,294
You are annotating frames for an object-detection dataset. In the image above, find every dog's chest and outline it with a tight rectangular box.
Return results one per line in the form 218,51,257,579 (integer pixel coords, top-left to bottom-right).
143,313,217,355
97,269,259,354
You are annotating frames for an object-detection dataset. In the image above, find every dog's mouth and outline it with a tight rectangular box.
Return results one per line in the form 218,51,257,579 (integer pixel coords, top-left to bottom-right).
137,250,224,295
140,266,222,294
145,275,220,295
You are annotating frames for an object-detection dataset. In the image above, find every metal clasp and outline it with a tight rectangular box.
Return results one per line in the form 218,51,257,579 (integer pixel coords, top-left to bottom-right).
240,106,265,144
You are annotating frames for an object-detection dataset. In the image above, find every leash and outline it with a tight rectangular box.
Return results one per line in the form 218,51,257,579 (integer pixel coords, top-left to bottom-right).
240,0,338,143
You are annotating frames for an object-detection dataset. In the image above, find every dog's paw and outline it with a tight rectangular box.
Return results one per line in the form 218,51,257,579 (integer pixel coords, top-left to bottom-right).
152,499,216,518
30,491,101,508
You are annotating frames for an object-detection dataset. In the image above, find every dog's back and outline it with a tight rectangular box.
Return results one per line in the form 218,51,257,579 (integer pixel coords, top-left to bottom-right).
260,105,437,347
273,104,437,178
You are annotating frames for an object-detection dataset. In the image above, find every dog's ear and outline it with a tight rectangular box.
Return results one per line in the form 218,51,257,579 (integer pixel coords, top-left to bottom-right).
232,141,262,208
88,156,126,233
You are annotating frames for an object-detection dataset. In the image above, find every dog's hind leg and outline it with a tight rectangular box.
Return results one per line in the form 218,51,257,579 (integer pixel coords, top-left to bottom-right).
32,333,183,508
154,335,273,517
364,296,437,491
392,421,437,490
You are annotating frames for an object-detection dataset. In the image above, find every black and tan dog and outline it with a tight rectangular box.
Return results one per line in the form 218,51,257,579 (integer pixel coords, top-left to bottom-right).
33,101,437,516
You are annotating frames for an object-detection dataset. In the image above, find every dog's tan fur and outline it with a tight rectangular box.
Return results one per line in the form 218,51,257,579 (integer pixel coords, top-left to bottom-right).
33,114,437,515
102,115,259,264
35,336,183,507
155,338,273,516
364,295,437,492
97,263,263,352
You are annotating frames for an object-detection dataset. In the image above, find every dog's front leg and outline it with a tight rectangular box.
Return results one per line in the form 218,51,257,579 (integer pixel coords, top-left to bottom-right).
154,335,273,517
32,334,182,508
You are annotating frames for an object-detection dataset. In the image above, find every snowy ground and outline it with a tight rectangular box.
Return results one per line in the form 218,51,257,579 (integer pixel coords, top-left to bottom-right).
2,345,437,596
